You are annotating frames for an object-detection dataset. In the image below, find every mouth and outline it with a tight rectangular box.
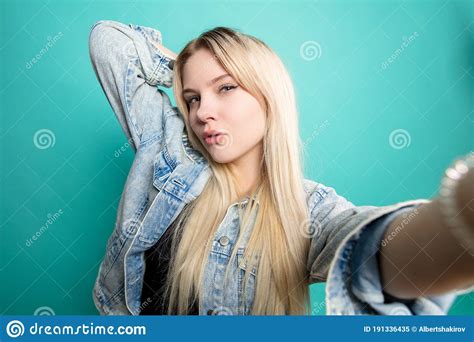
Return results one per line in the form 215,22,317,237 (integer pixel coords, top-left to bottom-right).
204,133,224,145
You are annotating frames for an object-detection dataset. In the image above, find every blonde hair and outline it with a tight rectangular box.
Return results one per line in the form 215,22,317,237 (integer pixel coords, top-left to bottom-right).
164,26,311,315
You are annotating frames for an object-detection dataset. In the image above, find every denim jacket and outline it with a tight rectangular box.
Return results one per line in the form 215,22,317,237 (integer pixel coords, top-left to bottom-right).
89,20,463,316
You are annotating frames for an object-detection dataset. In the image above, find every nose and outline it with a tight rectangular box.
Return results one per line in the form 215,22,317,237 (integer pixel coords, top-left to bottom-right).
195,96,217,123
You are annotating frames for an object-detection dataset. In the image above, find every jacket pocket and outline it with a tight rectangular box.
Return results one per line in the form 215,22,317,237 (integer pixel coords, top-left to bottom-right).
236,247,258,315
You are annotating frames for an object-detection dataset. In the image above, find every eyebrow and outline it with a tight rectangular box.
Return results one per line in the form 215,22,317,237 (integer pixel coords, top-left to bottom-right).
182,74,232,95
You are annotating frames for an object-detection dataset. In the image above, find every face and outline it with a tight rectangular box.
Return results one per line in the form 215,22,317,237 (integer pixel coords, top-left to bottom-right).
181,48,266,164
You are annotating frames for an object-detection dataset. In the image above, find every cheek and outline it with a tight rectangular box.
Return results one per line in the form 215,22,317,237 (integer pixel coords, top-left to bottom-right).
187,117,203,144
188,112,200,132
227,93,265,135
239,109,265,142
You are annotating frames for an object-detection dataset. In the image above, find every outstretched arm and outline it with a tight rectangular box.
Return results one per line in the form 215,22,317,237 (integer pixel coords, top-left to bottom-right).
379,161,474,299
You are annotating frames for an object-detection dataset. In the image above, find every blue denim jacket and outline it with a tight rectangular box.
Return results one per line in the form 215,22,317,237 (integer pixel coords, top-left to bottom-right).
89,20,463,316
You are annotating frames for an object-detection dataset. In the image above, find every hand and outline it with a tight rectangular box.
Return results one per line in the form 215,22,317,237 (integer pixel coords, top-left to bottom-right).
153,41,177,60
455,167,474,228
439,153,474,256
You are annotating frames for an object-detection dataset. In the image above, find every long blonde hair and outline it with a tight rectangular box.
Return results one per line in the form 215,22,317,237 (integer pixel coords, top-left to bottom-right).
164,26,311,315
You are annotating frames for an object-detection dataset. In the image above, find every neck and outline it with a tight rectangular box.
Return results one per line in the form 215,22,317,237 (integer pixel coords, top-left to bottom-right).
228,143,264,199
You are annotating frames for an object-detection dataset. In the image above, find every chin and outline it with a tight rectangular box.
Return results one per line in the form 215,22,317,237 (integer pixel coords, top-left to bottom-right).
209,150,236,164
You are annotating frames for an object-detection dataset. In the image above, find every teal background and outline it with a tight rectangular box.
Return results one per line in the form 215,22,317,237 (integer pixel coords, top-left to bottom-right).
1,0,472,315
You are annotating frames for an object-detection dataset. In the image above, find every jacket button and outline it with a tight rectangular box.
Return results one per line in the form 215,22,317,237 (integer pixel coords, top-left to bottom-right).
219,236,230,246
207,309,214,315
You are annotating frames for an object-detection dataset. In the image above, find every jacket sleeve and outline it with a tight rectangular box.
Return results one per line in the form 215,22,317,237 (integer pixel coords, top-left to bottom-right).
88,20,175,152
306,183,464,315
344,207,472,315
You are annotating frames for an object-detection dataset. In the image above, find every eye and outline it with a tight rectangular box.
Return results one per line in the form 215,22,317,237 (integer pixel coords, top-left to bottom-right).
186,96,200,105
219,84,238,93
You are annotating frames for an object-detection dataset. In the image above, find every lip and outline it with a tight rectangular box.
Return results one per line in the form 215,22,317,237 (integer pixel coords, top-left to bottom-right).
202,129,225,145
204,133,225,145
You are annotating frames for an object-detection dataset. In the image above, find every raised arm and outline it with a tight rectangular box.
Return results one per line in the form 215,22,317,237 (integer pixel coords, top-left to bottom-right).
88,20,176,151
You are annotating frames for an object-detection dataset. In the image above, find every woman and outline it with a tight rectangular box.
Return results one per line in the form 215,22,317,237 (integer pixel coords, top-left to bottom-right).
88,20,474,315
